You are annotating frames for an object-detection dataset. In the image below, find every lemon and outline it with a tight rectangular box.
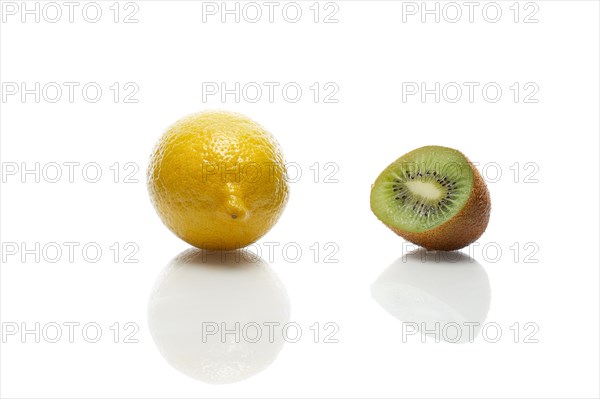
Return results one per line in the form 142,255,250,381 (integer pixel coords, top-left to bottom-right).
148,111,289,250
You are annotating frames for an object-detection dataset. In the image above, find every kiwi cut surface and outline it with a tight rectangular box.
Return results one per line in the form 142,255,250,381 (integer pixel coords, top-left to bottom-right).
370,146,490,251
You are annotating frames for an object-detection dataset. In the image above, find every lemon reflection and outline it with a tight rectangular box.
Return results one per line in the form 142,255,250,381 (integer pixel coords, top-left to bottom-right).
148,249,290,384
371,249,490,343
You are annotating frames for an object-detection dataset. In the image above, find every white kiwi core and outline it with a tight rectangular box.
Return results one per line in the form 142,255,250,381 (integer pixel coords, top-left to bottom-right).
404,181,444,201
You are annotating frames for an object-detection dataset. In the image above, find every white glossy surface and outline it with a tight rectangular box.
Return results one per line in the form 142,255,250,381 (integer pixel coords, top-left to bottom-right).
371,249,491,343
148,250,290,384
1,1,598,398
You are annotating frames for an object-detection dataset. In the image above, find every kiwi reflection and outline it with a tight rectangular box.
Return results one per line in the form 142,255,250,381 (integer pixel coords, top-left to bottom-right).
371,249,490,343
148,249,290,384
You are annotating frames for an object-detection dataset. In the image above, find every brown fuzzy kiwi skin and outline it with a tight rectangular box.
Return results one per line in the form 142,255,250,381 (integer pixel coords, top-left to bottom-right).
388,160,491,251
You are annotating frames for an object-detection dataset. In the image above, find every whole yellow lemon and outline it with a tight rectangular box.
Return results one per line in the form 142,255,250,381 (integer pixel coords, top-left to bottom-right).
147,111,289,250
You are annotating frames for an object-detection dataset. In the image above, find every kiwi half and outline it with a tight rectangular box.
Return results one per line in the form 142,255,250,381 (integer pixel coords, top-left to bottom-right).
370,146,491,251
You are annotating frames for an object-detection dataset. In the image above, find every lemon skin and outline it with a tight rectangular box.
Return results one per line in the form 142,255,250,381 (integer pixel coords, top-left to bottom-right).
147,111,289,250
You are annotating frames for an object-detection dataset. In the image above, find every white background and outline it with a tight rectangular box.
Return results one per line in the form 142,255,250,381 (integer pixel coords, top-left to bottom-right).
1,1,599,398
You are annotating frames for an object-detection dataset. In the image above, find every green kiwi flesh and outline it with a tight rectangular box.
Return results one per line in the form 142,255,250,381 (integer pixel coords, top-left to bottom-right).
370,146,475,233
